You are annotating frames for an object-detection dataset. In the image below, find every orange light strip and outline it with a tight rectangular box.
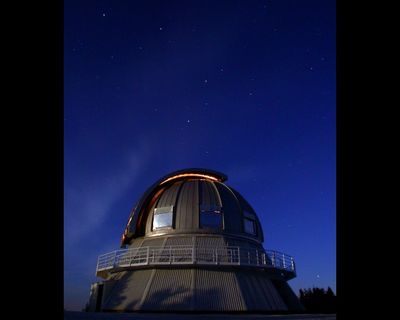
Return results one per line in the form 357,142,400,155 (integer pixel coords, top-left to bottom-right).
159,173,220,185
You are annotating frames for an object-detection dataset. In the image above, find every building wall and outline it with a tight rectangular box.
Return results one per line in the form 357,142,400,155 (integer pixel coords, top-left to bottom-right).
100,267,296,312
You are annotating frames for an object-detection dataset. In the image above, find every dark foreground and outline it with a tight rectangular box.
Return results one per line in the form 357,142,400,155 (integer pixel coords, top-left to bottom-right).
65,311,336,320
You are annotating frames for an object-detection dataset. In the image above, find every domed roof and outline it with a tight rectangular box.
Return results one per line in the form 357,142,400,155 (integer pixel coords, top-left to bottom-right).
121,168,264,245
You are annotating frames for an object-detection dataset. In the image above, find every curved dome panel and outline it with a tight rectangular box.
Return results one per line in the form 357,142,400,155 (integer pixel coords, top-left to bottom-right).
122,169,264,245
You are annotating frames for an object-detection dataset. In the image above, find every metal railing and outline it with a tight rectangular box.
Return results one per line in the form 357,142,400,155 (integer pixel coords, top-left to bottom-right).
96,245,296,276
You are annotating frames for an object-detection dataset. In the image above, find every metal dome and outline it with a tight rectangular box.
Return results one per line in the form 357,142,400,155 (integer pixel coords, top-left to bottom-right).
121,168,264,245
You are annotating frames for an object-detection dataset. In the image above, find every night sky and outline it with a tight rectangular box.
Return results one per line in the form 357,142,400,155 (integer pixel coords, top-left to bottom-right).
64,0,336,311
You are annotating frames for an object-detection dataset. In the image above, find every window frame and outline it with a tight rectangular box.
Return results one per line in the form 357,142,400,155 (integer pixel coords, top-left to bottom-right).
199,204,223,229
243,210,257,236
152,205,174,230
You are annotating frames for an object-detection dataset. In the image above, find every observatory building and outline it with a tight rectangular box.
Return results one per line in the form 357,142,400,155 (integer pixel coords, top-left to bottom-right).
87,169,303,312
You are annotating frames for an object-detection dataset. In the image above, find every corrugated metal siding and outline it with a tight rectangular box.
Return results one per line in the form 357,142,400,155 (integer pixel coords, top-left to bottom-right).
195,236,227,248
175,180,199,230
156,181,182,208
199,180,221,207
273,280,305,311
102,267,294,311
141,237,167,247
235,270,288,310
102,269,153,311
214,182,242,234
164,236,194,246
129,237,145,248
141,269,192,311
194,269,245,310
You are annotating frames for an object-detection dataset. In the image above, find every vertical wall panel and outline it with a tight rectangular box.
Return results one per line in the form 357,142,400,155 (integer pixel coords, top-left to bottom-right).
101,269,153,311
141,269,193,310
194,269,245,310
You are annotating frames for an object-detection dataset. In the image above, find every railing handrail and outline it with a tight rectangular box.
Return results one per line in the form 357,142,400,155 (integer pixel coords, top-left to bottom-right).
96,245,296,276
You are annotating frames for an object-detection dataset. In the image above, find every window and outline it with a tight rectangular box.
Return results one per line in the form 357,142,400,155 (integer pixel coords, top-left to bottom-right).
200,205,223,229
244,218,256,235
153,206,173,230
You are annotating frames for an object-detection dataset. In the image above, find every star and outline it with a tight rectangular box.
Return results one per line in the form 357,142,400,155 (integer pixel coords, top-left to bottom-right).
102,13,106,17
249,92,253,96
316,274,320,278
204,79,208,83
159,27,163,31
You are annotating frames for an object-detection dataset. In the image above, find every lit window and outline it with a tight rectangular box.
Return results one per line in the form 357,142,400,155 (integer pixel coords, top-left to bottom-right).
244,218,256,235
200,205,223,229
153,206,173,230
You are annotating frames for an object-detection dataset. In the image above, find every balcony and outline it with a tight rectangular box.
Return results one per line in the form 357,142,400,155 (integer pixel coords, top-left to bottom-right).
96,245,296,279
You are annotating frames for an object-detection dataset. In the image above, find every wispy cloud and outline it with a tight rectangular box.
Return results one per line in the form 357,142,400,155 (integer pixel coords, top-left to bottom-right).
64,141,151,248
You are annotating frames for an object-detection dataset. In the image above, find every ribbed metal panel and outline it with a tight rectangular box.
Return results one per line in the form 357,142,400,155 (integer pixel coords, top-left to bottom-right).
195,235,227,248
141,269,192,310
157,181,182,208
194,269,245,310
129,237,145,248
199,180,221,208
214,182,242,234
141,237,166,247
164,236,194,246
101,269,153,311
273,280,305,311
235,269,288,310
100,267,294,311
175,180,199,230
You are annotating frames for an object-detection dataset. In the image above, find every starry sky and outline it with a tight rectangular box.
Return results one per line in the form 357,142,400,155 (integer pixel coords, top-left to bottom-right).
64,0,336,311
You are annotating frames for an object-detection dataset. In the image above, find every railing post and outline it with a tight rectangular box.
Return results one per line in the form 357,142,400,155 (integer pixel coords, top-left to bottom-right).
282,253,286,269
146,247,150,265
262,253,266,265
169,246,172,264
272,251,276,266
215,248,218,265
112,251,117,268
237,247,240,265
192,244,196,263
247,251,250,264
256,250,259,265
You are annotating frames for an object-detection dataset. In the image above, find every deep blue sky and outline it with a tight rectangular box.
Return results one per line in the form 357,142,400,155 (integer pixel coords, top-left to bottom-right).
64,0,335,311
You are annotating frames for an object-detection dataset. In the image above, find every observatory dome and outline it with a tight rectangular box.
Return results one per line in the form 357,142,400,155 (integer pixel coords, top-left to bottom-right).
121,168,264,246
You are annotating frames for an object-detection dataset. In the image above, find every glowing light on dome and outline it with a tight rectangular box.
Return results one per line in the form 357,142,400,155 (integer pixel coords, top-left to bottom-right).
160,173,220,185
